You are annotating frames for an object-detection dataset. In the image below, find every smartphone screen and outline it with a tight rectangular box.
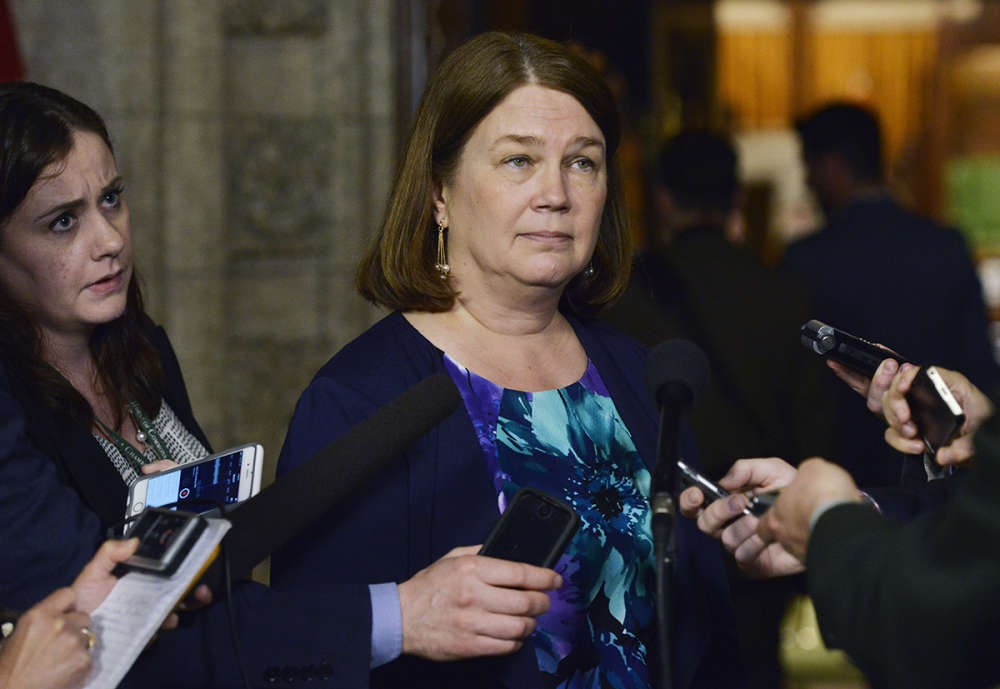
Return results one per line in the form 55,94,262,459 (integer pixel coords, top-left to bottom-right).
147,450,244,507
127,444,262,517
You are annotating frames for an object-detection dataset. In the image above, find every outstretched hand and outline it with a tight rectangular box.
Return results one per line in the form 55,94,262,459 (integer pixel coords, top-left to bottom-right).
71,538,139,613
880,364,993,467
679,458,804,578
757,458,861,561
827,358,900,416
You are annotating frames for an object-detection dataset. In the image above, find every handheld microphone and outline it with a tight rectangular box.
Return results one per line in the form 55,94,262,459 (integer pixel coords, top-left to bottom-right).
643,339,709,689
200,373,461,590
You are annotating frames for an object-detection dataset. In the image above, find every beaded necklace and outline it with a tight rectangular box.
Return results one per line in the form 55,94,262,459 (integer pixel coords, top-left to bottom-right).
93,398,171,471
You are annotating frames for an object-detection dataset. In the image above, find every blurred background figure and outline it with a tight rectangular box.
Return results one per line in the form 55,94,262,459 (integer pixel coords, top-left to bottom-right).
782,102,999,490
605,130,835,689
607,130,834,481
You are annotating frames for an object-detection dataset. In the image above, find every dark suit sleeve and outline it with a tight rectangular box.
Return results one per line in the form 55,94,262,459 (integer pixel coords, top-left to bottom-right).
0,366,104,611
806,415,1000,689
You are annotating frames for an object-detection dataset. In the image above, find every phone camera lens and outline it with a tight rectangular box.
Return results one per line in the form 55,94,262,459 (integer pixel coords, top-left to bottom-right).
538,503,552,518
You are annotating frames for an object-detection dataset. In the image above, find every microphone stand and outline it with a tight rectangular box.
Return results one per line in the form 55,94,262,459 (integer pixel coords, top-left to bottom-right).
650,385,687,689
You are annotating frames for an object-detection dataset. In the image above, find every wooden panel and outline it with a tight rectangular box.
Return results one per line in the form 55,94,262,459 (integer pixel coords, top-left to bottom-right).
717,30,792,129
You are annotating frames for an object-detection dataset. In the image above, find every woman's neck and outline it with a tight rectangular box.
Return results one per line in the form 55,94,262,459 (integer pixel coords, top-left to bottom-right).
404,288,587,392
41,329,97,393
448,274,567,337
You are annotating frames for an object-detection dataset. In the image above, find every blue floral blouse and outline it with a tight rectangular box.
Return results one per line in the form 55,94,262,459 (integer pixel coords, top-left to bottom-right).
445,354,656,689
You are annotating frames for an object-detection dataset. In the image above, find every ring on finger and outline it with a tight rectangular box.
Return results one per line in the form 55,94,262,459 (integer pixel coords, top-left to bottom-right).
80,626,99,652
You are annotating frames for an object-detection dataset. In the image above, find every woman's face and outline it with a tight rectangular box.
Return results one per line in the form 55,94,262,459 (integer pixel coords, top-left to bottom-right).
434,84,607,298
0,130,132,342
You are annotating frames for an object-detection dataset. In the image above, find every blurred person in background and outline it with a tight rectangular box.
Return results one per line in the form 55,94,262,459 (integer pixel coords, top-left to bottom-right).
782,101,998,493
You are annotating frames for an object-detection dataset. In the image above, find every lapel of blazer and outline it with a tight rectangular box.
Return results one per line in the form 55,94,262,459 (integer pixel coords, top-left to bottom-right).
16,388,127,529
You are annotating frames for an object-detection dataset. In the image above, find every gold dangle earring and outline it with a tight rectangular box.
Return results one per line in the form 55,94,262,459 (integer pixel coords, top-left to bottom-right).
435,224,450,279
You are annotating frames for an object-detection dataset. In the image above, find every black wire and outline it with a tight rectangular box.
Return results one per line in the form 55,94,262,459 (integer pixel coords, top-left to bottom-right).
105,498,250,689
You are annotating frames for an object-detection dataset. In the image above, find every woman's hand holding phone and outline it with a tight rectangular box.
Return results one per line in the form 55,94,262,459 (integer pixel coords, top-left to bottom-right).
140,460,178,475
397,546,562,661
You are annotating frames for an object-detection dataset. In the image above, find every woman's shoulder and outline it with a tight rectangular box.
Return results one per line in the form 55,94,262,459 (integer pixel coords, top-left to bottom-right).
571,315,649,365
307,311,442,398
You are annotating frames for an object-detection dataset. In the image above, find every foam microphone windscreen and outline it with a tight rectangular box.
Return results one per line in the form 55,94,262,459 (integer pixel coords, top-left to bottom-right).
644,339,710,409
206,373,461,586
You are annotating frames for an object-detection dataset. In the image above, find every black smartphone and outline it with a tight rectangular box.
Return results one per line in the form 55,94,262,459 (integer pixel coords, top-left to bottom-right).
678,460,773,517
479,487,580,568
800,319,912,376
908,366,965,453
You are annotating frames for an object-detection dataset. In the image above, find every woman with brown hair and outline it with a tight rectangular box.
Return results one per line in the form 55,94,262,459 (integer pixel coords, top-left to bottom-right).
274,32,741,689
0,82,384,688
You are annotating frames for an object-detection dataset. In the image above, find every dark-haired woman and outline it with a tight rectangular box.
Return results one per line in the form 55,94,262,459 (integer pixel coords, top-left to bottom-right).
273,32,742,689
0,82,363,688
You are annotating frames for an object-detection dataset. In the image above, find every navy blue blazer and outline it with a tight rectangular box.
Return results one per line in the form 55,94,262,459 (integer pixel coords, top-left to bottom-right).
273,312,743,689
0,325,368,689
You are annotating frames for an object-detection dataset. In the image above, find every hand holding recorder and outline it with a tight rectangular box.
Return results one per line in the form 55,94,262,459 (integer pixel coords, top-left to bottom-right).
802,320,968,461
878,364,993,467
755,458,862,562
678,458,804,578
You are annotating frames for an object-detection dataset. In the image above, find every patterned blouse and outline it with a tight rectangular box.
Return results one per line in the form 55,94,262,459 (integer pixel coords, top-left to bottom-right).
445,354,656,689
93,400,209,485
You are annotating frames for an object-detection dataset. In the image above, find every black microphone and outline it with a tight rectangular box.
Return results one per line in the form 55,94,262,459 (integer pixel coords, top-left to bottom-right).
643,339,709,689
644,339,709,495
200,373,461,590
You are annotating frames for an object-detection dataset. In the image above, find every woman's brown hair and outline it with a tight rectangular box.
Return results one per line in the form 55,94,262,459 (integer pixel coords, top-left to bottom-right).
357,32,630,318
0,81,163,428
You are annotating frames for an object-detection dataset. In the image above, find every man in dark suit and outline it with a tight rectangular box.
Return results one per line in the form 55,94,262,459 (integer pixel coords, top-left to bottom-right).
782,102,999,488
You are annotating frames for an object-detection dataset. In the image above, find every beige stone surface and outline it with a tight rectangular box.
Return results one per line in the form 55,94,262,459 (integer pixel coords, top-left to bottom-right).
164,275,228,444
229,256,323,341
162,117,226,272
227,38,322,116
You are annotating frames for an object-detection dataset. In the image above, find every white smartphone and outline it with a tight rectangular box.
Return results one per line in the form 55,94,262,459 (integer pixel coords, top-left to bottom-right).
125,443,264,518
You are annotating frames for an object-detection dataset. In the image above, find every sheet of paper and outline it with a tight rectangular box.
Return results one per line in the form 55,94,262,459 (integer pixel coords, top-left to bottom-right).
82,517,231,689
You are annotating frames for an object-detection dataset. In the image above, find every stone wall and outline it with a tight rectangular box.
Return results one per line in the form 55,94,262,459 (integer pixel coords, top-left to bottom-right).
11,0,395,481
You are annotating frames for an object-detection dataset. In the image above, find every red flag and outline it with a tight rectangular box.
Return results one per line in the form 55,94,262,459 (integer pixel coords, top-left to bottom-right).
0,0,24,82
